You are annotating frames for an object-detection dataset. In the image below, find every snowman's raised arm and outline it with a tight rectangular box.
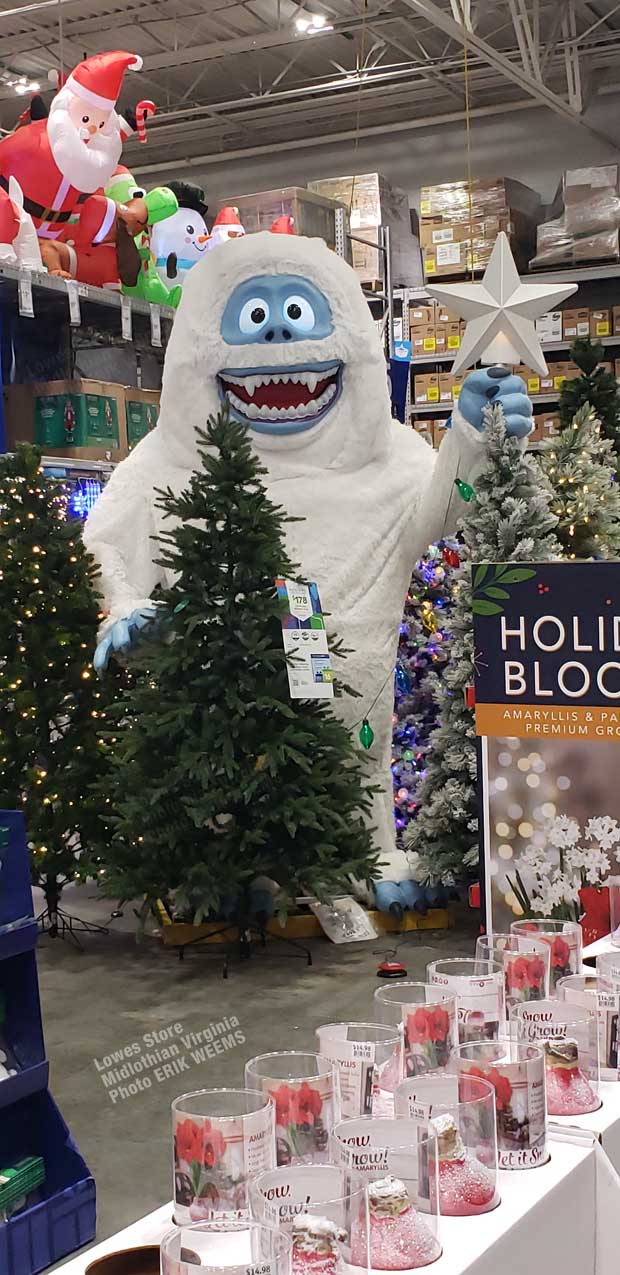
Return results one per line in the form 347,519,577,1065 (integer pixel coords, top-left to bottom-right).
82,443,165,669
416,366,533,548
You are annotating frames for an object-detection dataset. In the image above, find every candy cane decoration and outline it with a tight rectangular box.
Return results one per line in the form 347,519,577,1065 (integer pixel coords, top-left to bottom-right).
135,99,156,143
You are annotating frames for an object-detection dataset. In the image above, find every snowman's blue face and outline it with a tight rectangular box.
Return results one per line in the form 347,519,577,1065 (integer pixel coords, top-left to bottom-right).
217,273,342,436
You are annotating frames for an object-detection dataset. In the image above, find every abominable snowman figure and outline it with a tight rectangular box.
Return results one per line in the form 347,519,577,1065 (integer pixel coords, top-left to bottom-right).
83,232,532,906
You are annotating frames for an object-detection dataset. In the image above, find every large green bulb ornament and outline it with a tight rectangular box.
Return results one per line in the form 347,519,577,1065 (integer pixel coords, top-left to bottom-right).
454,478,474,502
359,719,375,749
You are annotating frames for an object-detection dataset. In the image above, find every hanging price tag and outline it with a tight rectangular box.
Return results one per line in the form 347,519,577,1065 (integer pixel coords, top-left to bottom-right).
121,296,133,341
18,276,34,318
150,304,162,348
66,281,81,326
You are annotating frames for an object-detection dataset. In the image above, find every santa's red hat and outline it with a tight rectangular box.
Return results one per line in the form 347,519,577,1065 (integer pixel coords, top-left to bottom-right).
65,51,143,112
270,215,295,234
213,206,242,228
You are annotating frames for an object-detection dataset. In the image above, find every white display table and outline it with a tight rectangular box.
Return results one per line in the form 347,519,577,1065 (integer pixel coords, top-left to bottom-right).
55,1137,611,1275
549,1075,620,1175
583,934,616,964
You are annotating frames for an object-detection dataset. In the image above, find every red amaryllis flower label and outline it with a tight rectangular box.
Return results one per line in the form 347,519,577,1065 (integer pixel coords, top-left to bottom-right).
404,1002,456,1076
461,1054,547,1170
265,1077,334,1167
504,952,547,1009
173,1106,275,1223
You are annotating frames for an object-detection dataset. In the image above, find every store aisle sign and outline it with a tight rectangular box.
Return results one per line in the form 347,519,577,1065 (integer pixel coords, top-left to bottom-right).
472,561,620,931
276,577,334,699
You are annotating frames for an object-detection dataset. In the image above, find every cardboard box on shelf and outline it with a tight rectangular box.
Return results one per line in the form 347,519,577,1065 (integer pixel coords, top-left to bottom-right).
613,306,620,336
308,172,422,286
414,373,440,404
564,361,581,379
410,322,436,355
590,309,611,338
124,387,160,450
412,419,435,446
540,366,557,393
539,411,562,439
562,308,590,339
3,379,127,461
438,372,454,403
599,361,614,374
614,358,620,379
436,303,461,325
409,303,435,326
434,415,451,445
419,178,540,225
452,374,465,399
513,365,541,395
535,311,563,343
219,186,349,255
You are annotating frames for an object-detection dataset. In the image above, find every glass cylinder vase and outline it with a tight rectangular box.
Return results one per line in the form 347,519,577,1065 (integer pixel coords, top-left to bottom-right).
510,999,600,1116
244,1053,338,1167
315,1023,403,1119
475,934,551,1016
511,919,582,992
160,1218,292,1275
331,1116,442,1269
394,1072,500,1216
373,982,458,1078
426,958,505,1042
558,972,620,1082
172,1089,276,1224
451,1039,548,1170
250,1163,370,1275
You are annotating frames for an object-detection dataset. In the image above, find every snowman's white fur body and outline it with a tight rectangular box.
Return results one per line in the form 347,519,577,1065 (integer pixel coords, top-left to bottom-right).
83,232,484,874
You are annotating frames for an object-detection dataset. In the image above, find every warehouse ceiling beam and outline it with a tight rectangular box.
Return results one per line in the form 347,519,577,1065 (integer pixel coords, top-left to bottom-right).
507,0,542,80
399,0,619,148
562,0,582,112
365,19,466,101
449,0,473,31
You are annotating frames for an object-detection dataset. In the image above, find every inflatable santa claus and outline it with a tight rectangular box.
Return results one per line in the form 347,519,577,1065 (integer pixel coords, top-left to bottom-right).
0,50,146,286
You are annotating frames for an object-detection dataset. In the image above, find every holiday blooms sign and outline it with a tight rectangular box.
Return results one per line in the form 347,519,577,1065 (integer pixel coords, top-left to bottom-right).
473,562,620,933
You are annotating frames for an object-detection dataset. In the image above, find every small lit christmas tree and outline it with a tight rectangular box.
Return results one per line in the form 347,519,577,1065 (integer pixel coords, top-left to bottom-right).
405,404,560,886
538,403,620,558
100,408,380,923
392,540,459,838
0,444,115,928
559,337,620,460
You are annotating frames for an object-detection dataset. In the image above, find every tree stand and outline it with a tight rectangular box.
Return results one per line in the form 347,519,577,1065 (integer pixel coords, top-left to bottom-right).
37,889,109,951
174,918,313,979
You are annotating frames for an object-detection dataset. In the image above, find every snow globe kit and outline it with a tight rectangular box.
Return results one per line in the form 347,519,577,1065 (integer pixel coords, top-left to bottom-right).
426,958,505,1043
510,1000,600,1116
373,982,458,1079
331,1116,442,1268
452,1039,548,1169
315,1024,403,1119
511,920,582,994
394,1072,500,1216
475,934,550,1016
160,1218,292,1275
172,1089,276,1224
250,1163,371,1275
559,972,620,1082
245,1054,339,1168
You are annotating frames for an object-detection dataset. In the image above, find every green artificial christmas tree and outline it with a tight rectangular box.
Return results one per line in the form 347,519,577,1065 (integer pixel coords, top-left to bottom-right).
405,404,560,885
538,402,620,559
100,408,380,923
0,444,115,927
559,338,620,459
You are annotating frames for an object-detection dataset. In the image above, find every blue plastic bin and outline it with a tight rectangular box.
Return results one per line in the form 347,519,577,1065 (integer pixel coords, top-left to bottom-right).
0,812,34,931
0,1090,96,1274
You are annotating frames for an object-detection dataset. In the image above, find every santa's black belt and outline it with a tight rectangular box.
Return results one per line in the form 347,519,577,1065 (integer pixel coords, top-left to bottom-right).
0,175,88,222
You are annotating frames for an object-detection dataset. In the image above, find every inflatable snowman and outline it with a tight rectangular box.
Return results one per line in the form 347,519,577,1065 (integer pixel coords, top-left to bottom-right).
150,180,209,294
84,231,532,896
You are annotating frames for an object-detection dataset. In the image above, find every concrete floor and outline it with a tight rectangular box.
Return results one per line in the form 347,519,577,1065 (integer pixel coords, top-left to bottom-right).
37,883,477,1269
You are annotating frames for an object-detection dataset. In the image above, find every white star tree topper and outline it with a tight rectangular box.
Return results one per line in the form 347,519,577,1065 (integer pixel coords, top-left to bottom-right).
425,232,577,376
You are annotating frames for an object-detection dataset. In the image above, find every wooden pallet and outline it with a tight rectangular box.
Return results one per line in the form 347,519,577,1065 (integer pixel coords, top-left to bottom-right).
158,907,449,947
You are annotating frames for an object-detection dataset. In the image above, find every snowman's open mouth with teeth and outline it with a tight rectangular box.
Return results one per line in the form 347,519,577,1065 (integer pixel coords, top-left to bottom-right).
217,360,343,435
